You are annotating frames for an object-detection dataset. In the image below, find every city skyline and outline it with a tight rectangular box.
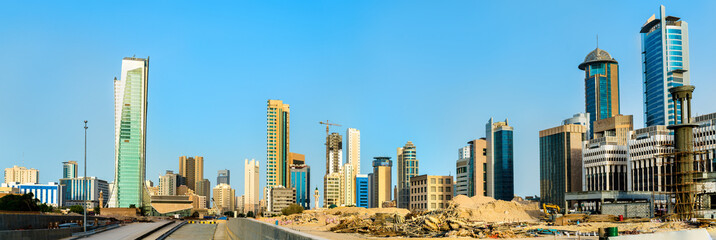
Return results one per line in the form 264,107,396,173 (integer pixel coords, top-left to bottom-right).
3,2,716,203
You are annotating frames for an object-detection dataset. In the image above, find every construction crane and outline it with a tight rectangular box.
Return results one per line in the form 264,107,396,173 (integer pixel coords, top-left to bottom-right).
319,120,341,136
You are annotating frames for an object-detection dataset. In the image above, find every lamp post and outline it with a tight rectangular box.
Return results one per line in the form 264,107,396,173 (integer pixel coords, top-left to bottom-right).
84,120,88,232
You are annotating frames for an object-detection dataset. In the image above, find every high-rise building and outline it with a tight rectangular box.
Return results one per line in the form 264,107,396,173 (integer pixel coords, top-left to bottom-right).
159,170,178,196
290,164,310,209
195,179,210,208
217,169,230,185
179,156,204,191
371,157,392,208
486,118,514,201
539,118,587,208
356,174,369,208
288,152,305,165
4,165,39,184
244,159,260,214
340,164,355,206
326,132,343,174
563,113,591,139
627,125,673,192
397,141,418,209
267,100,290,189
347,128,361,173
578,48,620,135
62,161,78,179
110,57,148,209
641,5,690,127
212,183,235,213
323,172,341,208
409,175,453,211
59,177,109,208
367,173,373,208
593,115,633,145
455,146,470,196
455,139,488,197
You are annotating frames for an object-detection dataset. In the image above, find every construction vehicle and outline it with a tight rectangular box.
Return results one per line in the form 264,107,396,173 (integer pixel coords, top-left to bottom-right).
542,203,563,222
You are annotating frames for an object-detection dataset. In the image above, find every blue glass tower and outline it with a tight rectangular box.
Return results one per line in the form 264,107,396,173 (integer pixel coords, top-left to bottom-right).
355,174,369,208
290,165,310,209
578,48,620,138
641,5,690,126
486,118,514,201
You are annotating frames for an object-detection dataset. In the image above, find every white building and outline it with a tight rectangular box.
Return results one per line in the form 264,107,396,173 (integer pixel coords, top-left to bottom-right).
244,159,259,214
582,136,628,191
159,170,178,196
213,183,235,213
455,146,471,196
340,164,355,206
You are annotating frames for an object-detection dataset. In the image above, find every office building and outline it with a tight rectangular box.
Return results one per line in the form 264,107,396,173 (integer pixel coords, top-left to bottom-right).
323,172,340,208
539,119,587,208
288,152,305,165
347,128,361,174
563,113,591,139
4,165,39,184
627,125,673,192
212,183,235,213
641,5,690,127
62,161,78,179
340,164,355,206
244,159,260,214
356,174,369,208
267,187,296,215
195,179,210,208
179,156,204,191
409,175,453,211
159,170,178,196
267,100,290,188
110,57,148,208
578,47,620,135
217,169,230,185
593,115,633,145
59,177,109,208
397,141,418,209
486,118,514,201
582,138,628,191
326,132,342,174
371,157,392,208
290,164,310,209
455,139,488,197
2,182,62,207
455,146,470,196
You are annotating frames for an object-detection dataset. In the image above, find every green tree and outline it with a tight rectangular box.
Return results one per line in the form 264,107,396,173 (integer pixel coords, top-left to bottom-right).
328,204,337,209
0,193,52,212
93,206,100,215
223,211,234,217
281,204,304,216
69,205,84,214
246,211,255,218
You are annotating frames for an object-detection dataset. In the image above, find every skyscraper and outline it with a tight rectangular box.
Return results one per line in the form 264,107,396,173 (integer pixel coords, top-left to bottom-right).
217,169,230,185
326,132,343,174
110,57,148,208
641,5,690,127
371,157,392,208
323,172,341,208
267,100,290,188
179,156,204,191
578,47,620,136
486,118,514,201
347,128,360,173
397,141,418,209
212,183,235,213
244,159,260,214
539,116,587,208
340,164,355,206
62,161,78,179
355,174,369,208
4,165,39,184
159,170,178,196
456,139,488,197
195,179,210,208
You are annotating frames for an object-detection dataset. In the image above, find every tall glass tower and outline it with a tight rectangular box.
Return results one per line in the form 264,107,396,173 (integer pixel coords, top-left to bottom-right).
110,57,148,208
578,48,619,137
486,118,514,201
267,100,290,188
641,5,690,126
397,141,418,209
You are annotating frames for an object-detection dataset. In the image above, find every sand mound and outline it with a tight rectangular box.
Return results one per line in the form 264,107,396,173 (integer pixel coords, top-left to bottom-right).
321,207,409,216
451,195,540,223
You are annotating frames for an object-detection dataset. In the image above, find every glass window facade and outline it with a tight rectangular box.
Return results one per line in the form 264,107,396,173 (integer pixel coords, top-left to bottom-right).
493,130,514,201
356,175,369,208
290,166,310,209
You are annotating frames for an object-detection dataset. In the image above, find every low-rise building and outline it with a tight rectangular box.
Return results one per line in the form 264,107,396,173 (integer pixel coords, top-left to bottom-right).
2,182,62,207
409,175,453,211
267,187,296,216
59,177,109,208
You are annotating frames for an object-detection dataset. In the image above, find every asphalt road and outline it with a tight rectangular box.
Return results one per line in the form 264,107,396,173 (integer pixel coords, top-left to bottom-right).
82,221,170,240
166,223,217,240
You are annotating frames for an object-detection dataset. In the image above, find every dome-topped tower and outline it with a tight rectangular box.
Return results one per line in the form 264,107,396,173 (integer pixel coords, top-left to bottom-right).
578,48,618,70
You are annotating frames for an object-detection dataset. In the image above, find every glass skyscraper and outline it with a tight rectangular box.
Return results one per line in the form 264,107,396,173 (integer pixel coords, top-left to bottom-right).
290,165,310,209
110,57,148,208
641,5,690,126
267,100,290,188
355,174,369,208
578,48,619,137
397,141,418,209
486,118,514,201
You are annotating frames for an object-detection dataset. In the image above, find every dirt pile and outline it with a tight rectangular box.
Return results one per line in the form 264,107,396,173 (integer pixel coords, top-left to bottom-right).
451,194,541,222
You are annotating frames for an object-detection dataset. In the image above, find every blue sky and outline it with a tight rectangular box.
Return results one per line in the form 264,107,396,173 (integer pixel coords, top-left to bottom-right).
2,1,716,204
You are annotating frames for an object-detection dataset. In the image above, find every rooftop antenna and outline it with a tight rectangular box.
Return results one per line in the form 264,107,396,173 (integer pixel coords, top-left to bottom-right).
596,34,599,49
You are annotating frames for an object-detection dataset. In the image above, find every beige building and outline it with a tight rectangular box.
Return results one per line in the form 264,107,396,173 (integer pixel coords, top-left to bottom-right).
244,159,260,214
267,187,296,216
212,183,235,213
195,179,210,208
4,165,39,184
539,122,587,208
397,141,419,209
267,100,290,189
371,157,392,208
323,172,341,207
179,156,204,191
346,128,360,204
159,170,178,196
410,175,453,211
593,115,633,145
340,164,355,206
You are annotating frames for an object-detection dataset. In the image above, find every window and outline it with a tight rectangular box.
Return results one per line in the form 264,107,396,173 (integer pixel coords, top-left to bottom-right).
446,179,451,184
446,195,451,200
431,195,436,200
439,195,444,200
431,203,436,209
431,187,436,192
431,178,436,184
439,178,443,184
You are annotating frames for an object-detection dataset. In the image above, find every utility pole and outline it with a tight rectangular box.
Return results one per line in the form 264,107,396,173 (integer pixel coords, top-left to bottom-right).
83,120,88,232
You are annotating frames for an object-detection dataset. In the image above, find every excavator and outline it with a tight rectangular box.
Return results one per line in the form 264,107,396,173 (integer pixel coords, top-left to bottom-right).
542,203,562,222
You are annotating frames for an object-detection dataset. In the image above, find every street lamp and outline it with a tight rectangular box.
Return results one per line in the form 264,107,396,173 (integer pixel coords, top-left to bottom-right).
83,120,88,232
